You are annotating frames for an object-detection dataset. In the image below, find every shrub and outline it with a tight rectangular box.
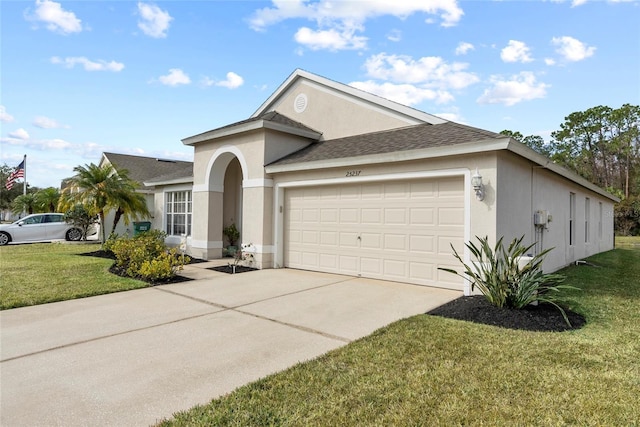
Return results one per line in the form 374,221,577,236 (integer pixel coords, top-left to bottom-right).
109,230,190,283
439,236,577,324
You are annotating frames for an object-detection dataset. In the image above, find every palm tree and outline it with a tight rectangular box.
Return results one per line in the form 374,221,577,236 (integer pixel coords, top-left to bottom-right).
60,163,149,244
11,193,38,216
109,181,150,235
35,187,60,212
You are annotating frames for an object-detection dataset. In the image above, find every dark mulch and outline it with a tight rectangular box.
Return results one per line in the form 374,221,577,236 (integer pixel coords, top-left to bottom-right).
427,295,586,332
82,250,197,285
209,265,258,274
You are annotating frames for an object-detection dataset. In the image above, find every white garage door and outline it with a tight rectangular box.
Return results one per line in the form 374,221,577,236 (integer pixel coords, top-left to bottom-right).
284,177,465,290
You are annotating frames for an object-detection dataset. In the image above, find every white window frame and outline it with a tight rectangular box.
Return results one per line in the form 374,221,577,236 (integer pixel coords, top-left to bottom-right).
585,197,590,243
569,192,576,246
165,190,192,236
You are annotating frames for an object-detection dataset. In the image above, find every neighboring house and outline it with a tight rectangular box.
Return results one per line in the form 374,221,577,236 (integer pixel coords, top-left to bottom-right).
141,69,616,295
98,152,193,238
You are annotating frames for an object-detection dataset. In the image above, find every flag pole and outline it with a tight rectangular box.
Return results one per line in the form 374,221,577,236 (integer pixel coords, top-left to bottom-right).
22,155,27,196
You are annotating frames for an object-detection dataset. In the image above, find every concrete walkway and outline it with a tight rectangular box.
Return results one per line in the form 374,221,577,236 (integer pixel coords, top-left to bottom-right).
1,263,460,426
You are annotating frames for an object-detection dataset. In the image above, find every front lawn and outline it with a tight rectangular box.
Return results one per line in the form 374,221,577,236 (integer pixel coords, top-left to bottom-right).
0,243,147,310
160,245,640,426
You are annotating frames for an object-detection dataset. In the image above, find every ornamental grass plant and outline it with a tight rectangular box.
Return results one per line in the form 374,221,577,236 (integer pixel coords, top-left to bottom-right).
439,236,577,323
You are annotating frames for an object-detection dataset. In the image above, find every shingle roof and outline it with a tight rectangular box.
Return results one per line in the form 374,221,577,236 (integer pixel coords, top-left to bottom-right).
183,111,321,144
268,121,504,166
103,152,193,189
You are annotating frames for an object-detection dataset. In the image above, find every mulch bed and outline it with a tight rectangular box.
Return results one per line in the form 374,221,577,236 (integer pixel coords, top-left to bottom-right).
427,295,586,332
209,265,258,274
82,250,197,285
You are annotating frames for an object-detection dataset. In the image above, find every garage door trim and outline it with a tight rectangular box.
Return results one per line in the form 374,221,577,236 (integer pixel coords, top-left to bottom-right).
273,168,472,294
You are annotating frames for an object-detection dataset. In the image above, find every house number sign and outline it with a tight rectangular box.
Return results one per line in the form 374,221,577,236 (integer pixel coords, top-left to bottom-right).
345,170,361,177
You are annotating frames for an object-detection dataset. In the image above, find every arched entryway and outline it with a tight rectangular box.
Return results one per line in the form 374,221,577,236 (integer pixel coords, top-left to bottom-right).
190,147,247,259
222,157,243,248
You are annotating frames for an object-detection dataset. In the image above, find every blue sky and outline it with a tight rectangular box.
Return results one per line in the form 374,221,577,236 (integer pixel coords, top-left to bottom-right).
1,0,639,188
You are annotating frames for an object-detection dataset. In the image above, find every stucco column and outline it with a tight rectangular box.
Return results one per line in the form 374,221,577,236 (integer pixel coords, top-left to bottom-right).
190,189,224,260
241,184,274,268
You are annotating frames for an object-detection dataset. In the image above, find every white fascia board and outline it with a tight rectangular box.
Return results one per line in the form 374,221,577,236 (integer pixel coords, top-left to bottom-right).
265,138,510,174
251,69,447,125
143,177,193,187
506,141,620,202
181,118,321,146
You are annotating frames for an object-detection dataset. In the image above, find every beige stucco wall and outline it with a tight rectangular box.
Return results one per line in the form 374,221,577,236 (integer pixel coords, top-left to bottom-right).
496,151,615,272
189,128,313,264
272,80,422,140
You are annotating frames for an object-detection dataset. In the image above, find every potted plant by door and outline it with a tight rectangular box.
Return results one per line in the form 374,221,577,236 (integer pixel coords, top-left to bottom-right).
223,223,240,256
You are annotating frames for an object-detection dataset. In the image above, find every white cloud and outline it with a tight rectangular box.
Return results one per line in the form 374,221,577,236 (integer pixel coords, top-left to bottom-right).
362,53,479,89
477,72,549,106
350,53,479,106
50,56,125,72
387,29,402,42
0,106,15,123
455,42,474,55
27,0,83,34
157,68,191,86
250,0,464,29
350,80,454,106
9,128,30,140
202,72,245,89
137,2,173,38
552,36,596,61
249,0,463,51
500,40,533,63
544,58,556,66
294,26,367,51
216,72,244,89
571,0,588,6
33,116,68,129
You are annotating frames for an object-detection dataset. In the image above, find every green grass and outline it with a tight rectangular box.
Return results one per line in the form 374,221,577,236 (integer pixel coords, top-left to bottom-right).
616,235,640,247
159,246,640,426
0,243,147,309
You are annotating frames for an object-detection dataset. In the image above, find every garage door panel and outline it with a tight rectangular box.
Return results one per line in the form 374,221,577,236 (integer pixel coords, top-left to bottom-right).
284,177,464,290
361,208,382,224
319,254,338,269
339,256,359,274
383,259,406,278
320,208,338,223
410,181,435,198
410,208,435,225
384,234,407,251
438,207,464,226
383,182,407,199
360,233,382,249
409,262,434,281
320,231,338,245
410,235,435,253
384,208,406,224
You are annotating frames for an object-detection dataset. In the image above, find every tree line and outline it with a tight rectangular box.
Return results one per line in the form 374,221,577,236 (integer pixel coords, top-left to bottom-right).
502,103,639,235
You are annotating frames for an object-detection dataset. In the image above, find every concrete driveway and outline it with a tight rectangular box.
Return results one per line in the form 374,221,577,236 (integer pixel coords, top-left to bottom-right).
1,264,460,426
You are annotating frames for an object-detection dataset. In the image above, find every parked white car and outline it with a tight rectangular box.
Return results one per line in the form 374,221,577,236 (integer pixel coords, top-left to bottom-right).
0,213,87,245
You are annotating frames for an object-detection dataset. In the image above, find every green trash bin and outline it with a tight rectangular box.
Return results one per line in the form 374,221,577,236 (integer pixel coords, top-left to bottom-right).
133,221,152,236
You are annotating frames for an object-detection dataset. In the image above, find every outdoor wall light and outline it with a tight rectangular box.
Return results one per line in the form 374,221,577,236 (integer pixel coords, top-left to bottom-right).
471,168,485,201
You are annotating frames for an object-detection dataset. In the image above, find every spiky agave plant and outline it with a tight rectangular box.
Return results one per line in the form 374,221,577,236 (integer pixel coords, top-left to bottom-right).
439,236,578,325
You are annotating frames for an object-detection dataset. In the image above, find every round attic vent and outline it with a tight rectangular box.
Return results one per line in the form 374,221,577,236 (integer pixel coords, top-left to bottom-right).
294,93,307,113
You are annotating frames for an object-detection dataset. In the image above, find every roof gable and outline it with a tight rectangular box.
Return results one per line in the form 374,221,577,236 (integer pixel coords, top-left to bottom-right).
182,111,321,146
252,69,447,127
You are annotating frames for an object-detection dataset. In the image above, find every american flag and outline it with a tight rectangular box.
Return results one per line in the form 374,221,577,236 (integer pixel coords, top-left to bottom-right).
5,159,25,190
